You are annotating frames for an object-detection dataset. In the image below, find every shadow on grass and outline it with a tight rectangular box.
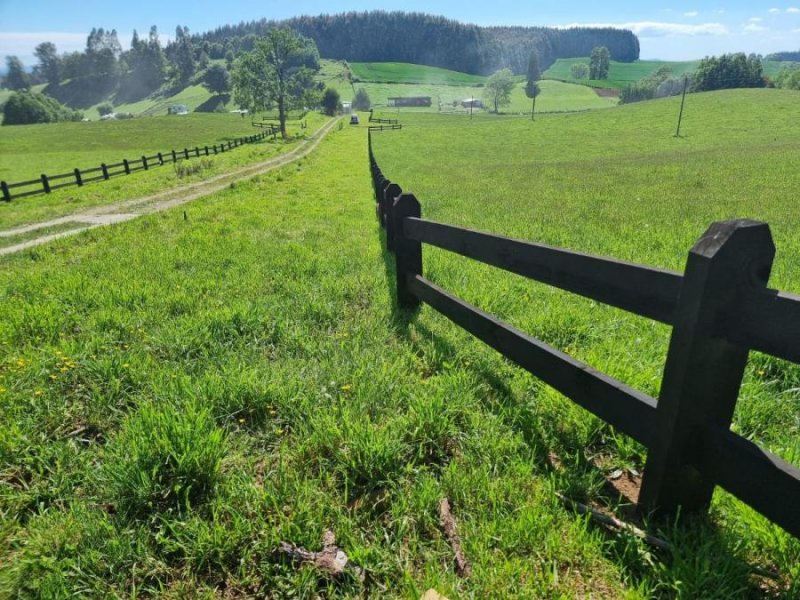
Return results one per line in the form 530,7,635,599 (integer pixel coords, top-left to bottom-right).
376,216,775,597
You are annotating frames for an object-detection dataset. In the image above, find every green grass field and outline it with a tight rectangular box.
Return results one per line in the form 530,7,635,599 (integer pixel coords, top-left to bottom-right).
1,86,799,598
544,58,796,90
0,112,328,229
351,62,487,86
371,89,800,595
0,113,260,182
321,60,615,113
544,58,701,89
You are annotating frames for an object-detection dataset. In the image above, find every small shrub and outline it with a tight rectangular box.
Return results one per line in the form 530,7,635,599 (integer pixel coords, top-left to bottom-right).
174,158,214,178
352,87,371,110
105,400,226,518
97,102,114,116
2,91,83,126
571,63,589,80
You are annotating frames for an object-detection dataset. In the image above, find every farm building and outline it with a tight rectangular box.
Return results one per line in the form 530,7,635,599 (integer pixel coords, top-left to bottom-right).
461,98,483,109
388,96,432,107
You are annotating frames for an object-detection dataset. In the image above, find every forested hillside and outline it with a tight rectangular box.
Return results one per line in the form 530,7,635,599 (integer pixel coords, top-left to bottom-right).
198,11,639,75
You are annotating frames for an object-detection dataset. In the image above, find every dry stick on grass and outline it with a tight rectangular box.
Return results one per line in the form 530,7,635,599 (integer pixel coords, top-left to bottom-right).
556,493,672,552
439,498,471,577
556,493,781,581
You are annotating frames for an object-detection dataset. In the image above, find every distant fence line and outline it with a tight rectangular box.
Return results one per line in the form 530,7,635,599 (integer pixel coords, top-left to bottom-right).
1,124,280,203
368,109,399,126
368,128,800,540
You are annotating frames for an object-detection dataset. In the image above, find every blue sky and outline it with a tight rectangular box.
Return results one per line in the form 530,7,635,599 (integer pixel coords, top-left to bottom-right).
1,1,799,66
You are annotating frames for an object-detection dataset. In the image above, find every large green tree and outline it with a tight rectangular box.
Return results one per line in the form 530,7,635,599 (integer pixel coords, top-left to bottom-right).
34,42,61,85
589,46,610,80
525,51,541,120
232,28,320,137
4,56,30,90
484,68,515,113
203,64,230,96
693,53,764,91
321,87,340,116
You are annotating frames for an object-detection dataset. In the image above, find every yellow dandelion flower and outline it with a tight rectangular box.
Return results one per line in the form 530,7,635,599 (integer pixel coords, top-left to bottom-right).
340,384,352,392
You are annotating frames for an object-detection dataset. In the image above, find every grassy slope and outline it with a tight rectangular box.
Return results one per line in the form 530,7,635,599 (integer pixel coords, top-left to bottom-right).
322,60,614,113
0,123,635,599
0,89,798,597
351,62,486,85
545,58,795,89
372,89,800,594
0,113,260,182
0,113,328,229
545,58,700,89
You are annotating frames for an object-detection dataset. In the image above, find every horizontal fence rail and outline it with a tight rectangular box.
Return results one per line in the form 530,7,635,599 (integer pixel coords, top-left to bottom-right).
368,111,399,125
1,128,277,202
368,124,403,132
368,129,800,540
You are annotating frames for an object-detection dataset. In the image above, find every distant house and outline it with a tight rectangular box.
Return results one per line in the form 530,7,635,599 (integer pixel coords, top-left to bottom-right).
461,99,483,109
342,101,352,114
168,104,189,115
388,96,432,108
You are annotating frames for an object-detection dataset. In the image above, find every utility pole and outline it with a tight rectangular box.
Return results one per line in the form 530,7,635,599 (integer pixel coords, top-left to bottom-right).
675,76,688,137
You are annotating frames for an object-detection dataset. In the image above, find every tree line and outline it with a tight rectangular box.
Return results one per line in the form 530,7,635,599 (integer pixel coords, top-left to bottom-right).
197,11,640,75
620,53,770,104
2,24,234,111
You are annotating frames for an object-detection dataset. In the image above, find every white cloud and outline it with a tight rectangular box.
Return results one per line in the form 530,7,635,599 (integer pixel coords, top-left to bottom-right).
768,7,780,12
749,17,763,22
743,23,769,32
684,11,698,17
557,21,729,37
787,7,800,12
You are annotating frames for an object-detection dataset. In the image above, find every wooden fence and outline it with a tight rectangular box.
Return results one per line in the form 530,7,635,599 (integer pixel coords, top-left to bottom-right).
368,109,399,125
1,127,279,202
368,130,800,539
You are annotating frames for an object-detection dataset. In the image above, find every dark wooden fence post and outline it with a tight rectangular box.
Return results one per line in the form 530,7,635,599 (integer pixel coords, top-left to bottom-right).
184,148,189,160
195,147,200,157
639,220,775,516
393,193,423,310
376,178,389,223
74,168,83,187
2,181,11,201
123,159,130,174
101,163,109,180
41,174,51,194
158,152,164,165
142,155,149,170
205,145,209,156
172,150,178,163
384,183,402,252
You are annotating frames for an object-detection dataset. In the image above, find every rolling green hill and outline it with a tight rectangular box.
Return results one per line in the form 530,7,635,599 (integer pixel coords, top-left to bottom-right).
544,58,700,89
544,57,797,89
322,60,616,113
350,62,487,85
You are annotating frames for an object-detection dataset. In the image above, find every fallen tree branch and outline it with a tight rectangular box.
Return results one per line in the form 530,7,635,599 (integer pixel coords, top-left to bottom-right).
439,498,471,577
556,493,672,552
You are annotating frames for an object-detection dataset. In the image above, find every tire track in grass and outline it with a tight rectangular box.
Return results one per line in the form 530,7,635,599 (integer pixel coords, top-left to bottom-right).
0,118,341,257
